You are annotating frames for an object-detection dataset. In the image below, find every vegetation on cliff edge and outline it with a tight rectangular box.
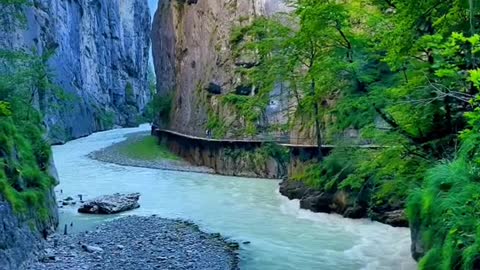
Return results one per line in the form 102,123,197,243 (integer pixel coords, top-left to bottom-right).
0,0,57,224
228,0,480,267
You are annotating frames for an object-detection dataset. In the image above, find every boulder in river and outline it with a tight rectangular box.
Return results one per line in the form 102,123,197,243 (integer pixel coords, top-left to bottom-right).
371,209,408,227
78,193,140,214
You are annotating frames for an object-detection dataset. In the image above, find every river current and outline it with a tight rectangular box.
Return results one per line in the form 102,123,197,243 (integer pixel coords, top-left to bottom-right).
53,125,416,270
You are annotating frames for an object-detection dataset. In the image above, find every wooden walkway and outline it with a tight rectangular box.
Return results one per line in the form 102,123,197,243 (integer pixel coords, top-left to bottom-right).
155,128,383,149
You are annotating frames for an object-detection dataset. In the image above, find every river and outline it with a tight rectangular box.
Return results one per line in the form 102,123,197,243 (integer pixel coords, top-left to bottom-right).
53,125,417,270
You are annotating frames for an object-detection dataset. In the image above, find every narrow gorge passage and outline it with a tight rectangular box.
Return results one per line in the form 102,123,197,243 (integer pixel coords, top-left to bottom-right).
4,0,478,268
55,125,416,270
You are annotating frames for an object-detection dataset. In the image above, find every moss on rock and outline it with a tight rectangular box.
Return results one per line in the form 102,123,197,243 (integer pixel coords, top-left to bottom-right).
0,114,56,220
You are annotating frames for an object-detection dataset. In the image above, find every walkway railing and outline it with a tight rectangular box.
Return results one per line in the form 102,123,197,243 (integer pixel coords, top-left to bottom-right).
154,127,383,149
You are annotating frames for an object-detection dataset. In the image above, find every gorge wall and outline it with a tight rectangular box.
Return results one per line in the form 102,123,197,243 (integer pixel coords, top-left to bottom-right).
0,190,58,270
0,0,151,268
155,129,288,179
151,0,288,136
0,0,151,144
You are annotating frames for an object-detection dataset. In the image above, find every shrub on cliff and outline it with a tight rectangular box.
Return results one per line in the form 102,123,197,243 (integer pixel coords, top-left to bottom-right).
0,3,58,221
0,114,56,220
407,70,480,268
407,159,480,269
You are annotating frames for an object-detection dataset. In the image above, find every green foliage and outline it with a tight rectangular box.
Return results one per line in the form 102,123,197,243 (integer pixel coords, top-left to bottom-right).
141,68,160,123
206,109,227,138
0,101,11,116
221,93,268,135
0,116,55,216
98,110,115,130
470,69,480,89
125,82,134,102
408,159,480,269
408,77,480,268
151,93,173,126
117,136,180,161
0,0,30,26
261,142,290,165
0,7,58,220
223,143,289,170
228,2,480,265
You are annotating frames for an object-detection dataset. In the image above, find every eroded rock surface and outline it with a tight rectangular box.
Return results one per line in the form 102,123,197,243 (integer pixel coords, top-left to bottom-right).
78,193,141,215
0,190,58,270
279,179,408,227
152,0,289,134
0,0,151,143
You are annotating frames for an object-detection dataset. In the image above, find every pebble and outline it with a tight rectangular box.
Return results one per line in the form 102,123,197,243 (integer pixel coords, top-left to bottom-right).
23,216,239,270
81,245,104,253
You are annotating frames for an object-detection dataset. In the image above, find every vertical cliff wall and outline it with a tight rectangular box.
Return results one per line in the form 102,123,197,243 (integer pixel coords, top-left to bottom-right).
0,0,151,144
0,190,58,270
0,0,150,268
151,0,287,135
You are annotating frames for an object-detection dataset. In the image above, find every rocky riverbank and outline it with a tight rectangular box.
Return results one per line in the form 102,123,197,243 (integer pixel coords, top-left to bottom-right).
23,216,239,270
279,179,409,227
89,132,214,174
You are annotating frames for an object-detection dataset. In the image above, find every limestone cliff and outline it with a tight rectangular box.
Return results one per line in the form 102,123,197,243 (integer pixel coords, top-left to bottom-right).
0,0,150,268
0,0,151,144
152,0,288,135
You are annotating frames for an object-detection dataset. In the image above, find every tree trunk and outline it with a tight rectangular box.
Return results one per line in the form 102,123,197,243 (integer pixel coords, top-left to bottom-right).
311,79,323,161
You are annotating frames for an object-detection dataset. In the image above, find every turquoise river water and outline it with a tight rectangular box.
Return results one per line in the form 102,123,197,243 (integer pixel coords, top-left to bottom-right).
53,125,417,270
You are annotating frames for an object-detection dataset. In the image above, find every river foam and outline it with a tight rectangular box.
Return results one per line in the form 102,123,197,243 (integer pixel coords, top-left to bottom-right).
54,125,417,270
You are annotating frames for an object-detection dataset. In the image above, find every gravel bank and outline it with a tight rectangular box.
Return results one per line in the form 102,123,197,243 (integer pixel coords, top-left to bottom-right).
23,216,239,270
89,132,214,174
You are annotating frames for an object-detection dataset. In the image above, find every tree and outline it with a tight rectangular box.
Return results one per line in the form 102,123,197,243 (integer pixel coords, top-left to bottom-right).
232,0,364,159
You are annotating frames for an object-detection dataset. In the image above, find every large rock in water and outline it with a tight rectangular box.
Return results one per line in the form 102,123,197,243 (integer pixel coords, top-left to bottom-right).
78,193,141,214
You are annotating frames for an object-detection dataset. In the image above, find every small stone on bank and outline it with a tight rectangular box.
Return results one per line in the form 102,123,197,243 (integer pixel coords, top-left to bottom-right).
82,245,104,253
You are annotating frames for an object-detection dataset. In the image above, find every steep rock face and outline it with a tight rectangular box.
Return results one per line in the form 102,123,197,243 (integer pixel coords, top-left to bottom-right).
0,191,58,270
410,220,425,261
0,0,151,144
0,158,58,270
155,129,288,179
152,0,287,134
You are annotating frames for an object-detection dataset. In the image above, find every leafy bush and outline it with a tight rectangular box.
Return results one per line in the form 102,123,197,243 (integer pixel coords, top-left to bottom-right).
0,101,11,116
0,116,55,217
147,93,173,125
408,159,480,269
